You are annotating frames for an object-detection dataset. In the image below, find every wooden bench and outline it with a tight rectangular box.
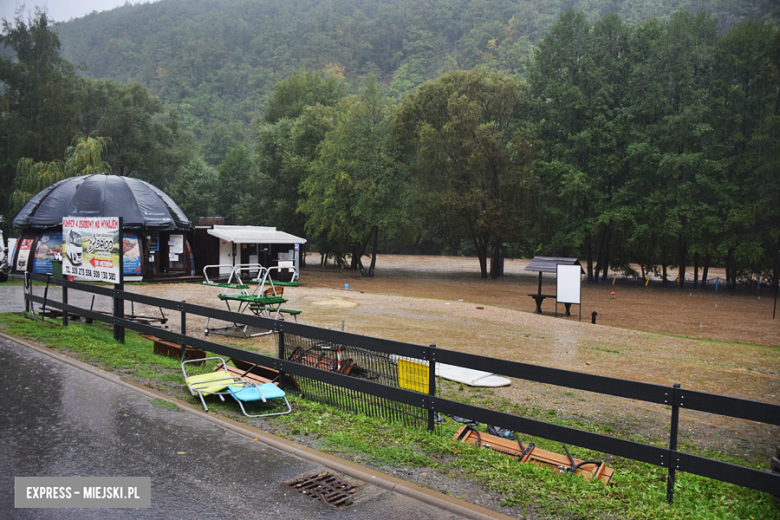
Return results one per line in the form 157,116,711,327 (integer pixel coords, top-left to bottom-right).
140,334,206,365
215,359,299,391
454,425,613,484
528,293,556,314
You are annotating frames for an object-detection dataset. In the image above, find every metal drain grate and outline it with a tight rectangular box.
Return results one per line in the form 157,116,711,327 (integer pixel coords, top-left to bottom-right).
283,471,358,507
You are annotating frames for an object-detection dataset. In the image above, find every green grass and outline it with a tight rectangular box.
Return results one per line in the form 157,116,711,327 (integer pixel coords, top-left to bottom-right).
0,312,777,520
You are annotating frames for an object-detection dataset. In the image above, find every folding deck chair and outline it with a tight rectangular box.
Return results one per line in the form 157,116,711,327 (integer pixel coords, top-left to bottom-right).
182,356,248,412
183,357,292,418
226,382,292,418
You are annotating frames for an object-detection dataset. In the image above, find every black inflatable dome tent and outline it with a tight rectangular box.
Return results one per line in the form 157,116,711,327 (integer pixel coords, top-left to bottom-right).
11,174,193,279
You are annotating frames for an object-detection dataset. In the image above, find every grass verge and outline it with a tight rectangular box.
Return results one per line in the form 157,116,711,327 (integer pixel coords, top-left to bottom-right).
0,313,776,520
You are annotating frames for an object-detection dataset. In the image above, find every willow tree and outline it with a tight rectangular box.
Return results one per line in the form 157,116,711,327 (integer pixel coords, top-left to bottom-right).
10,136,111,216
394,68,537,278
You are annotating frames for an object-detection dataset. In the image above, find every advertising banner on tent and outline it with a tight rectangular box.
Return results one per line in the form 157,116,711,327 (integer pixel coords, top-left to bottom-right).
32,232,64,274
122,232,141,275
62,217,120,282
15,238,34,271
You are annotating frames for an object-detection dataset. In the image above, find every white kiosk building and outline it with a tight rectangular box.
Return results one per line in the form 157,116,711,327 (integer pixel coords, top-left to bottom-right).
205,225,306,278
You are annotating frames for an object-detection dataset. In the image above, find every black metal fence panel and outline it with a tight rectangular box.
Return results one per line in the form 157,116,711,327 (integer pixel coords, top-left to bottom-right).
282,332,431,429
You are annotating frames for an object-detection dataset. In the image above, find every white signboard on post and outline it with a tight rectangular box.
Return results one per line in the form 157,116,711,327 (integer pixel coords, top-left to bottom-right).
62,217,121,282
556,264,582,304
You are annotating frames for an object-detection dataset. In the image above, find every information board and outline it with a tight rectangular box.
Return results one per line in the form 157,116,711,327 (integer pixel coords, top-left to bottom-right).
62,217,121,282
556,264,582,305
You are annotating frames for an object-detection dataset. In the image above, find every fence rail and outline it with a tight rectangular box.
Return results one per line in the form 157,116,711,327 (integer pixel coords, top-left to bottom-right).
21,273,780,501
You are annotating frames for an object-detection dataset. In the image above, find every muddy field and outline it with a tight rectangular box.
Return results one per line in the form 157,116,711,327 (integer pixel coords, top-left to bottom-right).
130,254,780,462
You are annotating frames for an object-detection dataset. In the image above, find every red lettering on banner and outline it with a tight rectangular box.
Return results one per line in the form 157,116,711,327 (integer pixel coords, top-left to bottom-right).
89,258,114,269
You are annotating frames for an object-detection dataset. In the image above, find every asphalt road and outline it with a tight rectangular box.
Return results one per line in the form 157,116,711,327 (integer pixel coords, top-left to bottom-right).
0,283,116,316
0,335,477,519
0,284,25,314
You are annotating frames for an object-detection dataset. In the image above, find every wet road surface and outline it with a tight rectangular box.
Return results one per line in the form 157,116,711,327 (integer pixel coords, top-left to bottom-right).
0,336,473,519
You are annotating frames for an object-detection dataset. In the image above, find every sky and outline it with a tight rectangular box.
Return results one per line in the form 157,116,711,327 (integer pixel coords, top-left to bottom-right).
1,1,156,24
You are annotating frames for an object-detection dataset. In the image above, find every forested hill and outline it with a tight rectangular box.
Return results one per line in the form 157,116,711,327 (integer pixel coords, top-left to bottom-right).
54,0,777,163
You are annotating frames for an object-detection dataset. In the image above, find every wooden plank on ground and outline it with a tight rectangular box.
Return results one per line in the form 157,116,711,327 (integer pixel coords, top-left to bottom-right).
453,425,614,484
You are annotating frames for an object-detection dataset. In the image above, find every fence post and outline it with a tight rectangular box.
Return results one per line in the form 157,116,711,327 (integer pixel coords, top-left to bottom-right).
428,344,436,432
62,271,68,327
113,217,125,343
24,272,30,313
277,325,286,389
667,383,681,504
180,301,187,362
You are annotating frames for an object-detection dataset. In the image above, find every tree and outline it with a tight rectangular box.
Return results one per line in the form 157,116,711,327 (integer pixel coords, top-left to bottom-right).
264,69,347,123
0,9,81,224
527,11,636,282
394,68,536,278
167,156,219,223
77,79,192,184
215,144,253,223
240,70,345,236
624,11,719,287
710,20,780,290
300,77,409,275
10,136,111,216
240,110,334,235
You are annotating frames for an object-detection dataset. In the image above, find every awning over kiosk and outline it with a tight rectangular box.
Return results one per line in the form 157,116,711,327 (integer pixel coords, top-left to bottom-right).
206,226,306,245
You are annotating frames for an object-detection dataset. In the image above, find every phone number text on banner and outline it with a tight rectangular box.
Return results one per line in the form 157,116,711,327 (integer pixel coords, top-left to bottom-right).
62,217,121,282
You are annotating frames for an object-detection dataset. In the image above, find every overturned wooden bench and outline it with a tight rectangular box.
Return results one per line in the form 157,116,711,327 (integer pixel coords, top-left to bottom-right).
454,425,613,484
215,358,299,391
140,334,206,365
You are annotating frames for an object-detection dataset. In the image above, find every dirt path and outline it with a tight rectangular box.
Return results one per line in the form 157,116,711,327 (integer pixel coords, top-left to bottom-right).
128,254,780,462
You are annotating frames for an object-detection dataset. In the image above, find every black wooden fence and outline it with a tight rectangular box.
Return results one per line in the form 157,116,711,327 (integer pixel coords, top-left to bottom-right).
21,273,780,504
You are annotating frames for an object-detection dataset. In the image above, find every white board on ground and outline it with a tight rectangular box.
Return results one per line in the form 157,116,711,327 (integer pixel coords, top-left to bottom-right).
436,364,511,387
389,356,512,387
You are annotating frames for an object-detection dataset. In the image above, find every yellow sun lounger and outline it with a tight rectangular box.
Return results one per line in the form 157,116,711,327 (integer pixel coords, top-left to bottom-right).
182,356,248,411
183,357,292,417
